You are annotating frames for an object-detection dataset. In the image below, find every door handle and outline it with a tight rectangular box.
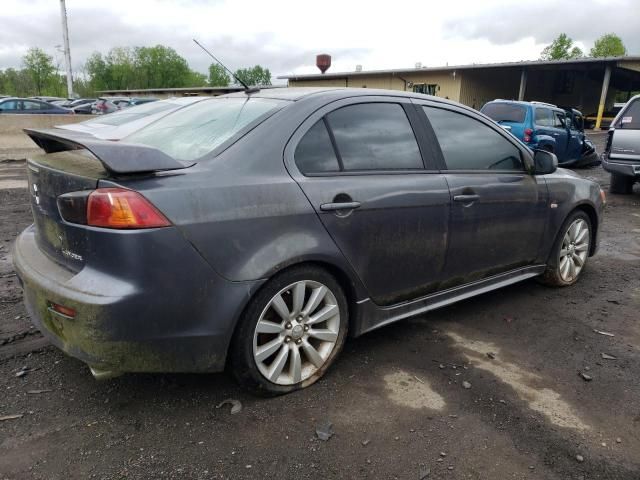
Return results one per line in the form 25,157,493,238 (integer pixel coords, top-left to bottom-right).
552,133,559,136
453,194,480,203
320,201,361,212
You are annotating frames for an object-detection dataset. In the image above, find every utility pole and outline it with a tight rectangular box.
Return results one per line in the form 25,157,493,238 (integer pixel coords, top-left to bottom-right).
59,0,74,98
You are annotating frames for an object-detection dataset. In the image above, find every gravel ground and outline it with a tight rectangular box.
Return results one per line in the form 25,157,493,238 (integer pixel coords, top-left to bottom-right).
1,132,639,479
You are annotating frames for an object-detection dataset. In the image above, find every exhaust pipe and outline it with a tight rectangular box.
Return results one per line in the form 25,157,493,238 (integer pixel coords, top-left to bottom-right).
89,366,123,381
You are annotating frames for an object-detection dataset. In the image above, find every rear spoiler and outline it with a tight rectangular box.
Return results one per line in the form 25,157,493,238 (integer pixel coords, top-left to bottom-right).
24,128,193,175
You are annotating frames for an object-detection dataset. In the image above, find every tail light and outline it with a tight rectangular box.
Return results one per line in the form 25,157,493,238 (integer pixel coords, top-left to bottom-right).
58,188,171,229
524,128,533,143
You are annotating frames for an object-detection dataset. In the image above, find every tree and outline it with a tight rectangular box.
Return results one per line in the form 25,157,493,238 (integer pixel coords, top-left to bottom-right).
22,48,56,95
187,70,208,87
540,33,583,60
234,65,272,86
590,34,627,58
135,45,192,88
208,63,230,87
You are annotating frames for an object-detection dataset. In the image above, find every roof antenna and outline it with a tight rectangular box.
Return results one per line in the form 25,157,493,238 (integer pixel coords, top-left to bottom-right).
193,39,260,94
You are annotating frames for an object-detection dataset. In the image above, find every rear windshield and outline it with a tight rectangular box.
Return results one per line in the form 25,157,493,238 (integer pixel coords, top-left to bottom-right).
481,103,526,123
615,99,640,129
126,97,287,161
84,101,178,127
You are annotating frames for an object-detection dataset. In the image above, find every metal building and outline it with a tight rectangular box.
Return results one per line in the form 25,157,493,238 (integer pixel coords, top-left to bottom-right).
280,56,640,128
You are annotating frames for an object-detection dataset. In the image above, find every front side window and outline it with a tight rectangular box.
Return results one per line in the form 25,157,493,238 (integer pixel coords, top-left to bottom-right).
552,111,566,128
295,120,340,174
570,113,583,130
325,103,423,171
126,97,286,161
424,106,523,171
23,101,45,110
535,108,552,127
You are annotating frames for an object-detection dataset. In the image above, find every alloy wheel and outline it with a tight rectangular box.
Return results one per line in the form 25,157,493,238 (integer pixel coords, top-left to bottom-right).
253,280,341,385
558,218,590,283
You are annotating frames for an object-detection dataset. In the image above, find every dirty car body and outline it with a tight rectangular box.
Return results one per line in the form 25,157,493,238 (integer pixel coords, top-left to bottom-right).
13,88,605,390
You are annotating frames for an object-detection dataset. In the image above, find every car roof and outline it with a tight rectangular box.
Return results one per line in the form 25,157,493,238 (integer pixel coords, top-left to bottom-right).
485,99,568,112
221,86,463,107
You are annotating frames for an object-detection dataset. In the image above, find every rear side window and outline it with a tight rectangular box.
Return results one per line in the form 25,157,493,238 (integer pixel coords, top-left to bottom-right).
326,103,423,171
616,100,640,129
535,108,552,126
480,103,526,123
295,120,340,174
424,106,523,171
0,100,19,110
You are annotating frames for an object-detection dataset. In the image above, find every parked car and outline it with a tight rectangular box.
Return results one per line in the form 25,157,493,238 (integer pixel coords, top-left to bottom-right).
57,96,210,140
585,103,625,130
132,97,158,105
0,97,72,114
29,96,66,103
59,98,98,115
15,88,605,395
602,95,640,194
91,98,118,115
481,100,595,167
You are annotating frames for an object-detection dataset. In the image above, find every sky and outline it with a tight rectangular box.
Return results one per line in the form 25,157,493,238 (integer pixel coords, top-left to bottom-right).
0,0,638,83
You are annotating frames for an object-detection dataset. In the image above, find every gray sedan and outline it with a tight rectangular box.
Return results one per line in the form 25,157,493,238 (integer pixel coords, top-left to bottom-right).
14,88,605,395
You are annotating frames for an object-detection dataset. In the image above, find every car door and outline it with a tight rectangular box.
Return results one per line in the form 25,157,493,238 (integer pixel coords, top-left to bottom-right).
566,111,584,160
419,103,549,285
285,98,451,306
22,100,48,114
550,110,569,160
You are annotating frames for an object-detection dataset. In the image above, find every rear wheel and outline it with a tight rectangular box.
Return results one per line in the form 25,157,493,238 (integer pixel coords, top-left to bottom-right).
609,173,634,195
539,211,591,287
230,265,348,395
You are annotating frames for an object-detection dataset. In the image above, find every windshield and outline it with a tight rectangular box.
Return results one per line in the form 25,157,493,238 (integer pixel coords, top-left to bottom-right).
125,97,287,161
481,103,527,123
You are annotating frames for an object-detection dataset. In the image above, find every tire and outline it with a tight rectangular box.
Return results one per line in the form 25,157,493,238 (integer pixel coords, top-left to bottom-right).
609,173,634,195
230,265,348,396
539,211,592,287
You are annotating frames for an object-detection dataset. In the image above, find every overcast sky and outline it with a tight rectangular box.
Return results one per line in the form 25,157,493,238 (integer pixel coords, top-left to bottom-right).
1,0,638,82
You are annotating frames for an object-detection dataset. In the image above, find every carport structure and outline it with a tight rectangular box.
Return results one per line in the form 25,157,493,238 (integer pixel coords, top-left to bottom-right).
282,56,640,126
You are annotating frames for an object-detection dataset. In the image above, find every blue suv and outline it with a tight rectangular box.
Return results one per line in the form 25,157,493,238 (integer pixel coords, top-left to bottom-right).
481,100,596,167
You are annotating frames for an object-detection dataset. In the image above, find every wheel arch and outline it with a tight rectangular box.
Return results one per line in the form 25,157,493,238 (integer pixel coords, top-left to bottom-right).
548,203,598,258
224,257,366,369
573,203,599,256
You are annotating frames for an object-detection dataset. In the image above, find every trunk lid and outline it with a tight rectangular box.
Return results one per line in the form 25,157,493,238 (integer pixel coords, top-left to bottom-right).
26,150,108,272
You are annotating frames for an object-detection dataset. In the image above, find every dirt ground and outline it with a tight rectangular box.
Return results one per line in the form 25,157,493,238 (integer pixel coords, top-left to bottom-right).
1,132,639,480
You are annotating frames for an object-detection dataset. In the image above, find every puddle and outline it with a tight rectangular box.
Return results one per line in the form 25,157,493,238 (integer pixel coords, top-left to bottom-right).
384,370,445,411
447,331,590,431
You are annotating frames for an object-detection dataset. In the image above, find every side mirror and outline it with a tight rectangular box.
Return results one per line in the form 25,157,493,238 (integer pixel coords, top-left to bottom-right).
533,149,558,175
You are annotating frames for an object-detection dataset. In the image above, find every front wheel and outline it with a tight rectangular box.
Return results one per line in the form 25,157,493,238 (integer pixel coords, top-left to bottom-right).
609,173,634,195
539,211,592,287
230,265,348,395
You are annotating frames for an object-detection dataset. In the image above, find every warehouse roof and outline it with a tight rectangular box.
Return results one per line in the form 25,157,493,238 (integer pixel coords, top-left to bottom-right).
279,56,640,81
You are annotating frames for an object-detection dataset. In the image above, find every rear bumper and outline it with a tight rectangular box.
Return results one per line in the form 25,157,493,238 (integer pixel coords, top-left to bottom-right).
13,225,263,374
602,155,640,178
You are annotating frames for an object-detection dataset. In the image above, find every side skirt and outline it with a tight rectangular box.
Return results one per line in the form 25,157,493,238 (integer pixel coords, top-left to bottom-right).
354,265,546,336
